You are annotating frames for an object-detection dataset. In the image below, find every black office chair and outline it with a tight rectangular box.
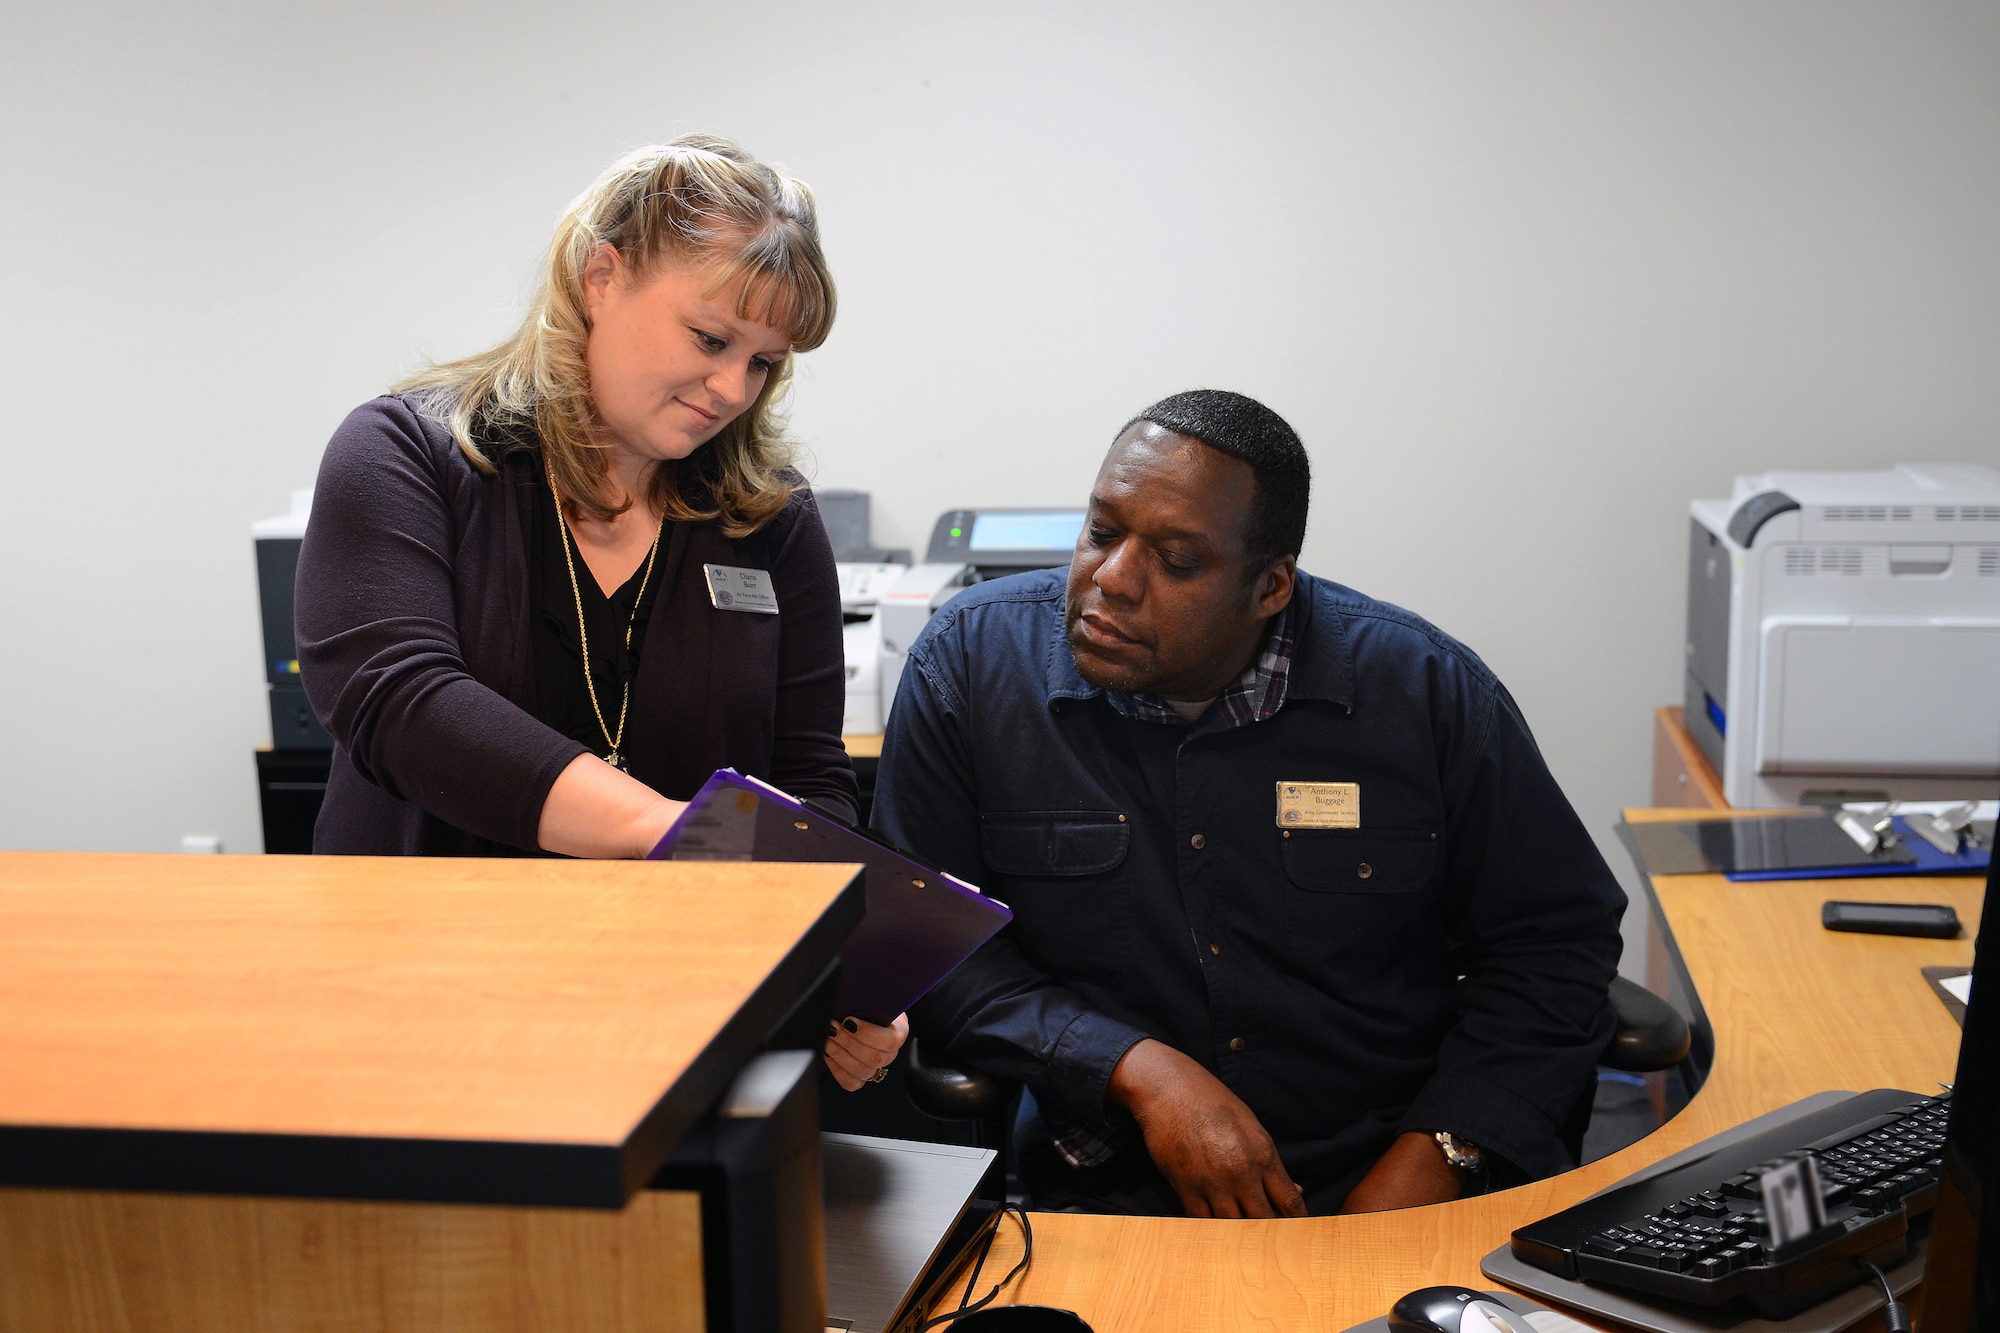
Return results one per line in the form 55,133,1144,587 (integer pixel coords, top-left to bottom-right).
1600,974,1693,1073
1557,975,1694,1167
904,1038,1024,1203
905,975,1691,1198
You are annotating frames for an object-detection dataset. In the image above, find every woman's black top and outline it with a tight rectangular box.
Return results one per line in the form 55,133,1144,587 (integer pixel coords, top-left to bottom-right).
296,394,858,855
529,466,663,765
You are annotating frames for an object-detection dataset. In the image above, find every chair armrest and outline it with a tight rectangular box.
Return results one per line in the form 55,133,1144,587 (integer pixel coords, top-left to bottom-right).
905,1038,1020,1122
1604,975,1692,1073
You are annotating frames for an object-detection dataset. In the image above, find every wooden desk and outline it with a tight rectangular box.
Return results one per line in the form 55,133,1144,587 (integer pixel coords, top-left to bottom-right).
945,825,1978,1330
0,852,865,1332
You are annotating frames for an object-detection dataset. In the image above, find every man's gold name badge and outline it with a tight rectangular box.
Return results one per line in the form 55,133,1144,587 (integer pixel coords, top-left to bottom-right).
1276,781,1360,829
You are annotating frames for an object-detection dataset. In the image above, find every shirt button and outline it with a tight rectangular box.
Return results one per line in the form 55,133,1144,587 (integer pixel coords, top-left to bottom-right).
1229,1037,1246,1052
1209,941,1221,955
1357,862,1373,879
1190,833,1206,850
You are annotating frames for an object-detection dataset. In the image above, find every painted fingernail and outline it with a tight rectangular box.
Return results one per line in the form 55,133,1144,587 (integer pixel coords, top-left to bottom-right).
842,1017,860,1034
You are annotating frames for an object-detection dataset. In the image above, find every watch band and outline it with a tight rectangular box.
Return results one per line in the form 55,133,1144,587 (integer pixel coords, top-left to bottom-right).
1434,1130,1486,1174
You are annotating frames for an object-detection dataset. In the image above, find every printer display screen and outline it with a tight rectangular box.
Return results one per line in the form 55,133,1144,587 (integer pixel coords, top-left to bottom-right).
968,511,1086,552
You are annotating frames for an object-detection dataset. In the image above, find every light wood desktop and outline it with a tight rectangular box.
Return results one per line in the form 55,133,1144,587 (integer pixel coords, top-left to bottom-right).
937,810,1979,1331
0,852,865,1332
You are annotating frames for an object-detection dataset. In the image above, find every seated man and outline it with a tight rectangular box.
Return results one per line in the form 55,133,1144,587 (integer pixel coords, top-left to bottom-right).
874,389,1626,1218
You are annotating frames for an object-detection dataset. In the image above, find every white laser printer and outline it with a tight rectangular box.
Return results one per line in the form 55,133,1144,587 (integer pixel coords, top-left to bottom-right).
877,508,1087,724
1683,463,2000,808
835,562,907,734
814,490,913,736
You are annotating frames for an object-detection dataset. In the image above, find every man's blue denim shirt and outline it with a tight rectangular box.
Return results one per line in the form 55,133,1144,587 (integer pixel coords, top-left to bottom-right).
873,568,1626,1212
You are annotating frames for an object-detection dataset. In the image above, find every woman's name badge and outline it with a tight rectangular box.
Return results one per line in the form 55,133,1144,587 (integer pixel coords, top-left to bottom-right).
703,564,780,614
1277,781,1359,828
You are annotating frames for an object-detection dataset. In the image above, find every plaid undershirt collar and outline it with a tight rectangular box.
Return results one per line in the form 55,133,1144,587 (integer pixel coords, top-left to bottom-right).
1102,597,1298,730
1047,598,1299,1170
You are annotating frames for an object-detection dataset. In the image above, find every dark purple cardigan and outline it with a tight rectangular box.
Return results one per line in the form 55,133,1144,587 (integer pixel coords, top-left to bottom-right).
297,394,857,855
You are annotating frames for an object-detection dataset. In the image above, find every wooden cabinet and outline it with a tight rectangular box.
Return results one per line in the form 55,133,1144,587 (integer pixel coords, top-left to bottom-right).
1651,705,1728,809
0,853,864,1333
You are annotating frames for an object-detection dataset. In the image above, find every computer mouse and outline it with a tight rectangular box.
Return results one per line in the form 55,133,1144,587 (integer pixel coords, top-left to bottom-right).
1387,1287,1539,1333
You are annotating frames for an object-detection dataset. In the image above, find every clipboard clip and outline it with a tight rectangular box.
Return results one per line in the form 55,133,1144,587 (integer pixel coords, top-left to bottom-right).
1833,808,1896,854
1837,801,1978,856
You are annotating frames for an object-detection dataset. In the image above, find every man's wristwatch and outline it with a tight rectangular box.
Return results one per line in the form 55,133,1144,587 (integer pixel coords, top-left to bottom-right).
1433,1131,1486,1175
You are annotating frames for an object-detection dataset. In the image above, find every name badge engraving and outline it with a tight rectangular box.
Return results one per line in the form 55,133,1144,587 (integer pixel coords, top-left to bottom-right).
1276,781,1359,829
703,564,780,614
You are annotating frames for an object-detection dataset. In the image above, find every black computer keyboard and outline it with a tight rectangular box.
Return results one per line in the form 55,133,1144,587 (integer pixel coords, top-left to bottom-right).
1512,1088,1949,1320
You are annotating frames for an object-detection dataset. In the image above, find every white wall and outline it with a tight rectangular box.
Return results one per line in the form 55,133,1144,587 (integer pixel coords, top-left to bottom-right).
4,4,1996,969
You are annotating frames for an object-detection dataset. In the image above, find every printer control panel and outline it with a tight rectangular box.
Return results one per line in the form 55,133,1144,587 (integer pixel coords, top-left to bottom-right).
924,508,1088,568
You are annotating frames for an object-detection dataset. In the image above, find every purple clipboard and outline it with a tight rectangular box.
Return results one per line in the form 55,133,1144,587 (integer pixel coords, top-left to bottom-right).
647,770,1012,1027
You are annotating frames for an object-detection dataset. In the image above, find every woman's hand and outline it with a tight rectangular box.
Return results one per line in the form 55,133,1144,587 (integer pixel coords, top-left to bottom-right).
822,1013,910,1092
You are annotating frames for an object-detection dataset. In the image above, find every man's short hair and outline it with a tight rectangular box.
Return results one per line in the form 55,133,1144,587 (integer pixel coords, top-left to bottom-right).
1121,389,1310,569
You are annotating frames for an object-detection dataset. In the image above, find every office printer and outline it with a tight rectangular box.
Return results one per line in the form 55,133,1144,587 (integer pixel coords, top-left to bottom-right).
1684,464,2000,807
251,489,331,750
835,562,906,734
878,508,1087,722
815,490,912,735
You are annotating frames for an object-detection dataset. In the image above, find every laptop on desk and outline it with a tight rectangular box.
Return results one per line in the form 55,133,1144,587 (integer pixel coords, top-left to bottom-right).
823,1133,999,1333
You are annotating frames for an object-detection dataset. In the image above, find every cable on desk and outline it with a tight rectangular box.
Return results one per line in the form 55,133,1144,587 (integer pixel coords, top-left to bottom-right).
918,1204,1032,1331
1865,1259,1912,1333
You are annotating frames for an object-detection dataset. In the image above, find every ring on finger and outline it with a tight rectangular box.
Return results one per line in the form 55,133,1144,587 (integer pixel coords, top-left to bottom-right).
867,1066,889,1084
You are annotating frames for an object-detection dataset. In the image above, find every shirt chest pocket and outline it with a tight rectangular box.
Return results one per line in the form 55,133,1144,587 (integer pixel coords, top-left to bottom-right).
1280,828,1438,895
977,811,1132,976
978,811,1131,877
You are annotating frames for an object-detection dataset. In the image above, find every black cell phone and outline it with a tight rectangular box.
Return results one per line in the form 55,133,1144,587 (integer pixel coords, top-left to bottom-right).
1821,900,1962,938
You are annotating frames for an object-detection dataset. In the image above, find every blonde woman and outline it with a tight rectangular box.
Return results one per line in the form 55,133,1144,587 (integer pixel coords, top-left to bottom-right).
297,135,904,1089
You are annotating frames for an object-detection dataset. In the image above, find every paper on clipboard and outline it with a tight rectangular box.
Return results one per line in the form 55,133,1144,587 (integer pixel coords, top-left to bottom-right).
648,770,1011,1027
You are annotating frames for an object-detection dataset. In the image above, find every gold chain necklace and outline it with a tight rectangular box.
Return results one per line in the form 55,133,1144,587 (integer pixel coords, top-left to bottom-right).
546,463,666,773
